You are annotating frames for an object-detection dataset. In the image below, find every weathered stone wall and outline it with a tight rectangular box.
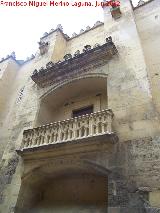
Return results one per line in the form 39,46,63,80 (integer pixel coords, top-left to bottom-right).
0,59,19,124
103,0,160,141
135,0,160,116
0,0,160,212
66,24,104,55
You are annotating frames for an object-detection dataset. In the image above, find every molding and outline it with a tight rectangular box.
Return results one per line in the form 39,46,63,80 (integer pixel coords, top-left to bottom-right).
31,38,118,88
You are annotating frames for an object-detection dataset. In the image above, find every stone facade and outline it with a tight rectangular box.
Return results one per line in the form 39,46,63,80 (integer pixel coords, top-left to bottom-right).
0,0,160,212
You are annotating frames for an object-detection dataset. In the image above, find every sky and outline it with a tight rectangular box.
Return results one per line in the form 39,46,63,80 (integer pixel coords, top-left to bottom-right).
0,0,139,60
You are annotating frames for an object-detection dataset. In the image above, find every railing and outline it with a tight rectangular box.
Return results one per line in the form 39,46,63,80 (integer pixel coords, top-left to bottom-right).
21,109,114,150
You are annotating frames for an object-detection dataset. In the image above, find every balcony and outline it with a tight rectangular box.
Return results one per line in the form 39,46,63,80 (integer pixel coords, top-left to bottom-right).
18,109,117,154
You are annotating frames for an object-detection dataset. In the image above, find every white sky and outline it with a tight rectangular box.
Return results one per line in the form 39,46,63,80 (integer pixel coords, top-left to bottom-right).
0,0,139,60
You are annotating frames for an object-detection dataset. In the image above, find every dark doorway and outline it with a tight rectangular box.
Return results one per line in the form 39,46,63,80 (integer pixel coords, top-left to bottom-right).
72,105,93,118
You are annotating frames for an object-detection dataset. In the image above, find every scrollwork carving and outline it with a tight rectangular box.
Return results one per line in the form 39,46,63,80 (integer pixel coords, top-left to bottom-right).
63,53,72,61
74,50,80,57
46,61,54,69
83,45,91,53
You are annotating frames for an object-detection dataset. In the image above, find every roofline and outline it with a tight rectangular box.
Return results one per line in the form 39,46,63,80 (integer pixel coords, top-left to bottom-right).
40,22,104,41
0,55,21,65
40,28,69,40
133,0,155,10
68,22,104,41
1,22,104,66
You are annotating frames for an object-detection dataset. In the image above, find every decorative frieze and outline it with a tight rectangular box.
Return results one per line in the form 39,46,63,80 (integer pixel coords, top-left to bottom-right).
31,37,118,87
19,109,114,151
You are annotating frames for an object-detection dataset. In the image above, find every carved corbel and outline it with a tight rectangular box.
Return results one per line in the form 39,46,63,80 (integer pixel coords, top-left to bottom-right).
83,45,91,53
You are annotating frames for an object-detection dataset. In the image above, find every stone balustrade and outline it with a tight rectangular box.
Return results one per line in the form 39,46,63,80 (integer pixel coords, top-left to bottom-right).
21,109,114,150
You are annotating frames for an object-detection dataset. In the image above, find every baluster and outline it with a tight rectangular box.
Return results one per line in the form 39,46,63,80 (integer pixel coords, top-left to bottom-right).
97,115,101,134
51,126,55,143
102,114,107,133
27,132,32,148
43,126,47,145
50,125,54,143
86,117,89,136
54,128,58,143
89,115,93,136
57,121,62,142
27,132,30,148
37,136,40,146
25,132,29,148
29,130,34,147
71,121,74,139
33,129,39,146
107,114,112,133
79,119,82,138
82,117,86,137
64,130,67,141
70,121,74,140
35,128,39,146
65,122,69,141
24,139,29,148
79,121,82,137
76,120,80,138
23,132,28,148
84,119,89,137
31,129,35,147
46,125,51,144
56,126,59,142
38,129,42,145
102,122,105,133
38,128,42,145
73,118,77,139
40,130,43,145
43,127,46,144
93,115,98,135
61,124,64,141
68,122,71,140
